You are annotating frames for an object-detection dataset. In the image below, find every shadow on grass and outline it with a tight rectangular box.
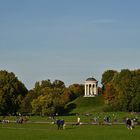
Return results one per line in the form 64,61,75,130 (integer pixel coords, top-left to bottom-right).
65,103,77,115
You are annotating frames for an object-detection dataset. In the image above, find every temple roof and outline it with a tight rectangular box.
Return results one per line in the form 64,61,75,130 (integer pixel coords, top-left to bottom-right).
86,77,97,82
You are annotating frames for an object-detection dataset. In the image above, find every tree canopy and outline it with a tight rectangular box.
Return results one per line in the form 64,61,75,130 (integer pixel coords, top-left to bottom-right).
102,69,140,112
0,70,28,115
21,79,84,116
1,68,140,115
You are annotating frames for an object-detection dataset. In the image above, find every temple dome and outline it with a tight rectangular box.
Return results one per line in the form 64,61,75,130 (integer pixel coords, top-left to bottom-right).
86,77,97,82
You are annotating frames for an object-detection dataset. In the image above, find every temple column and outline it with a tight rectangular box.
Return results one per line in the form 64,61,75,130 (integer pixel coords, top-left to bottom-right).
85,84,87,96
88,84,90,96
91,84,93,95
94,83,97,95
87,84,88,96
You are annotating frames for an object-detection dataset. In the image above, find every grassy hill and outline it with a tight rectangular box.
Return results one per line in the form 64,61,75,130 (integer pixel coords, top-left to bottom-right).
66,95,104,114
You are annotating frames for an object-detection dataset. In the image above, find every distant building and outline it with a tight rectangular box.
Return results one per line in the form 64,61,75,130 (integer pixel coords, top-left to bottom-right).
84,77,98,97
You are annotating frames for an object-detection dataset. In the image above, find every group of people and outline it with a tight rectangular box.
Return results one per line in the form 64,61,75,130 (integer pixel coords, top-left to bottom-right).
104,116,110,123
56,119,65,130
16,116,28,124
126,118,134,130
55,116,137,130
1,114,136,131
56,117,81,130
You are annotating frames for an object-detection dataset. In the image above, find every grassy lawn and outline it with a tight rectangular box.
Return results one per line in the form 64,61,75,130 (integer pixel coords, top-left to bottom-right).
67,95,104,114
0,123,140,140
0,111,139,123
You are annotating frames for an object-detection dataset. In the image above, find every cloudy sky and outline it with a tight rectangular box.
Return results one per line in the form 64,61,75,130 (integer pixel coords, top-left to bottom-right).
0,0,140,89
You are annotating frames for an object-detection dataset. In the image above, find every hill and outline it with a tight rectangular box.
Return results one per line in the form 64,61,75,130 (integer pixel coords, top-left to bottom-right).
66,94,104,114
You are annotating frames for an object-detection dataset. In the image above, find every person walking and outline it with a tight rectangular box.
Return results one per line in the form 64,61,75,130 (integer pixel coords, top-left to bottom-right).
77,117,81,125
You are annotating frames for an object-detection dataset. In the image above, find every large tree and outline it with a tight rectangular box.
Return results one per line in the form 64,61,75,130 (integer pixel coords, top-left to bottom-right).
31,88,65,116
68,84,84,100
21,79,67,116
29,80,84,116
102,69,140,111
0,70,28,115
101,70,118,86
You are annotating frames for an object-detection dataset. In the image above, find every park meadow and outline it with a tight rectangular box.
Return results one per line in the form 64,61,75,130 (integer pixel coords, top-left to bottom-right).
0,122,140,140
0,113,140,140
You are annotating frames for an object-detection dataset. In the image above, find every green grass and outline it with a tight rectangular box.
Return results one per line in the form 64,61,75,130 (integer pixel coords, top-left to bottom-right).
0,123,140,140
0,96,139,139
67,95,105,114
1,111,139,124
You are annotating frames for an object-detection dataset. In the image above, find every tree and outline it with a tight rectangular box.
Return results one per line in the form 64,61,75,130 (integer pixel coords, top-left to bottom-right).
20,90,35,114
30,79,67,116
128,70,140,111
101,70,117,85
68,84,84,100
52,80,65,89
31,89,63,116
102,69,140,111
0,70,28,115
103,83,116,104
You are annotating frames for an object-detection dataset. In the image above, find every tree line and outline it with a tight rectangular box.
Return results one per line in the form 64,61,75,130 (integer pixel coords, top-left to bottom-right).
0,69,140,116
102,69,140,112
0,70,84,116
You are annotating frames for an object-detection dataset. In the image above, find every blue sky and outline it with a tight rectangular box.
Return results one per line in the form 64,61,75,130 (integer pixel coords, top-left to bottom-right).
0,0,140,89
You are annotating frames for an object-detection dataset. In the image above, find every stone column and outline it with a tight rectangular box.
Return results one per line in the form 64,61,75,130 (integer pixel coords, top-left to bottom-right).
91,84,93,96
94,83,97,95
85,84,87,96
87,84,90,96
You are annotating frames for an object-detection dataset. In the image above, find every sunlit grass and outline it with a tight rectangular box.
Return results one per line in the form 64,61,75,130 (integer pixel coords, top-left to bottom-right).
0,123,140,140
